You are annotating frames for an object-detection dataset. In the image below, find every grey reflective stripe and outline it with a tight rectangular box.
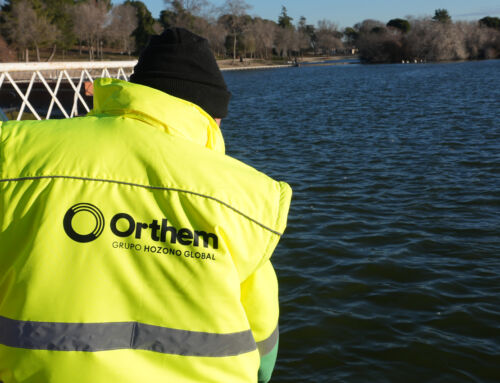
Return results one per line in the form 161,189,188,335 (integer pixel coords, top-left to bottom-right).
0,316,256,357
0,175,282,236
256,325,279,356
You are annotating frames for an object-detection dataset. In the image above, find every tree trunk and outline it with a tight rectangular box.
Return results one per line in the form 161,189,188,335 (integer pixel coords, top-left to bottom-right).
35,43,41,62
232,34,237,62
47,44,57,62
25,48,29,62
89,40,93,61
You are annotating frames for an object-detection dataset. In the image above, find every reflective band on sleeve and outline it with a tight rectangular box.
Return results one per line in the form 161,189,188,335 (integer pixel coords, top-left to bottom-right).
0,316,257,357
256,325,279,357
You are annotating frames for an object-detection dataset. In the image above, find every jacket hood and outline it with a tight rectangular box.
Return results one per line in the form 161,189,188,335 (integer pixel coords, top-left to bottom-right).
88,78,225,154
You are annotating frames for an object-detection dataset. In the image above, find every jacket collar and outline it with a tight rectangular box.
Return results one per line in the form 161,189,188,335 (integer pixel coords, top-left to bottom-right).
88,78,225,154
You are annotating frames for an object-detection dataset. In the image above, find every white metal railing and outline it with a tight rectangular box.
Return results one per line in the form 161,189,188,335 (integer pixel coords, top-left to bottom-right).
0,61,137,121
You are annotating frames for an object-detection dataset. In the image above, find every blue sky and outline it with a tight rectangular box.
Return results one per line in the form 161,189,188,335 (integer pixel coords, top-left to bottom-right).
127,0,500,28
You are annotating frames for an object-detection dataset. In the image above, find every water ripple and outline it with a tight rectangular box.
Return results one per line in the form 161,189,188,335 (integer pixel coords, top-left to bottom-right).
223,60,500,382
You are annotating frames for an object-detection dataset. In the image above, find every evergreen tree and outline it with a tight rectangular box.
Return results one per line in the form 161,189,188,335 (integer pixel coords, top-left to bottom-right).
343,27,359,46
125,0,156,54
278,6,293,29
387,18,410,33
160,1,196,31
479,16,500,30
433,9,451,23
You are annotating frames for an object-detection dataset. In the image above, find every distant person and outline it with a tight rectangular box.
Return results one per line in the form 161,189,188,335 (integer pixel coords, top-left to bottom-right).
0,28,291,383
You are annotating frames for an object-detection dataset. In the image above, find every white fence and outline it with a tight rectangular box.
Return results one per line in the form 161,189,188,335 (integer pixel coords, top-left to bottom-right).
0,61,137,121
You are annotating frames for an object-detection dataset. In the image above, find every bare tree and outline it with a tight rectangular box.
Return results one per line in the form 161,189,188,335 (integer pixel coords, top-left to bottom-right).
204,23,227,57
6,0,60,61
458,21,499,59
164,0,209,16
297,30,310,56
107,3,137,56
248,18,276,59
273,6,302,59
316,19,342,55
241,27,256,58
161,0,219,38
218,0,251,61
5,0,32,61
356,16,498,63
70,0,109,60
274,26,296,58
296,17,312,56
0,36,16,62
437,22,468,60
298,17,317,55
405,18,467,61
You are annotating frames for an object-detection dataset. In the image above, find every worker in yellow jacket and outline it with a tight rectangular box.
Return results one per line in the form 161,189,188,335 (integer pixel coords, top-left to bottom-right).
0,28,291,382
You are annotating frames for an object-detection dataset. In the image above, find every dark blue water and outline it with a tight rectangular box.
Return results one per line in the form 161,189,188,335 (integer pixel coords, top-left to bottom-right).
222,60,500,382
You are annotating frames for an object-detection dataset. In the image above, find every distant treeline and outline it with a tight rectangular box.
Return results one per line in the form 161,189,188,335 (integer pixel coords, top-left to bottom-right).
0,1,499,63
355,10,500,63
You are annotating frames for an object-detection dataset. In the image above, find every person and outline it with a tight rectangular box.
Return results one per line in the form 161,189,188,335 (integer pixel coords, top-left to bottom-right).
0,28,291,383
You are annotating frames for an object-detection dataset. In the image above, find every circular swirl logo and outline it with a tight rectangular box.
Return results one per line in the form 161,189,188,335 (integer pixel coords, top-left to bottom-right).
63,203,105,243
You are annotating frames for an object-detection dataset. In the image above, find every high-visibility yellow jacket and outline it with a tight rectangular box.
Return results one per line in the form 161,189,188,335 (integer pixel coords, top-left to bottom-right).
0,78,291,383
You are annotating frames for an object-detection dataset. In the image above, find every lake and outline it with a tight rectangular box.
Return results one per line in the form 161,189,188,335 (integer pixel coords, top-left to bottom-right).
222,60,500,382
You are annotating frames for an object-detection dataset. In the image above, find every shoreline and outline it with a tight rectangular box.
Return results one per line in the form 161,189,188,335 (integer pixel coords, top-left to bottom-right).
221,64,291,71
217,56,358,71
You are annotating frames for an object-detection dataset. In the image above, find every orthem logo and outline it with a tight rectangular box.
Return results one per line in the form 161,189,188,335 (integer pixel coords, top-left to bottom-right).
63,203,218,249
63,203,105,243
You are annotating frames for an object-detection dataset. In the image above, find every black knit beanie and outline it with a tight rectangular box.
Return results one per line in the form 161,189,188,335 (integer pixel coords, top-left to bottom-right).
130,28,231,118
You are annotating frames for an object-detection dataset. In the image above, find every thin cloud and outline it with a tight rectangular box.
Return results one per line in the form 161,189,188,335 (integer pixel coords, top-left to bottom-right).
454,8,500,18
